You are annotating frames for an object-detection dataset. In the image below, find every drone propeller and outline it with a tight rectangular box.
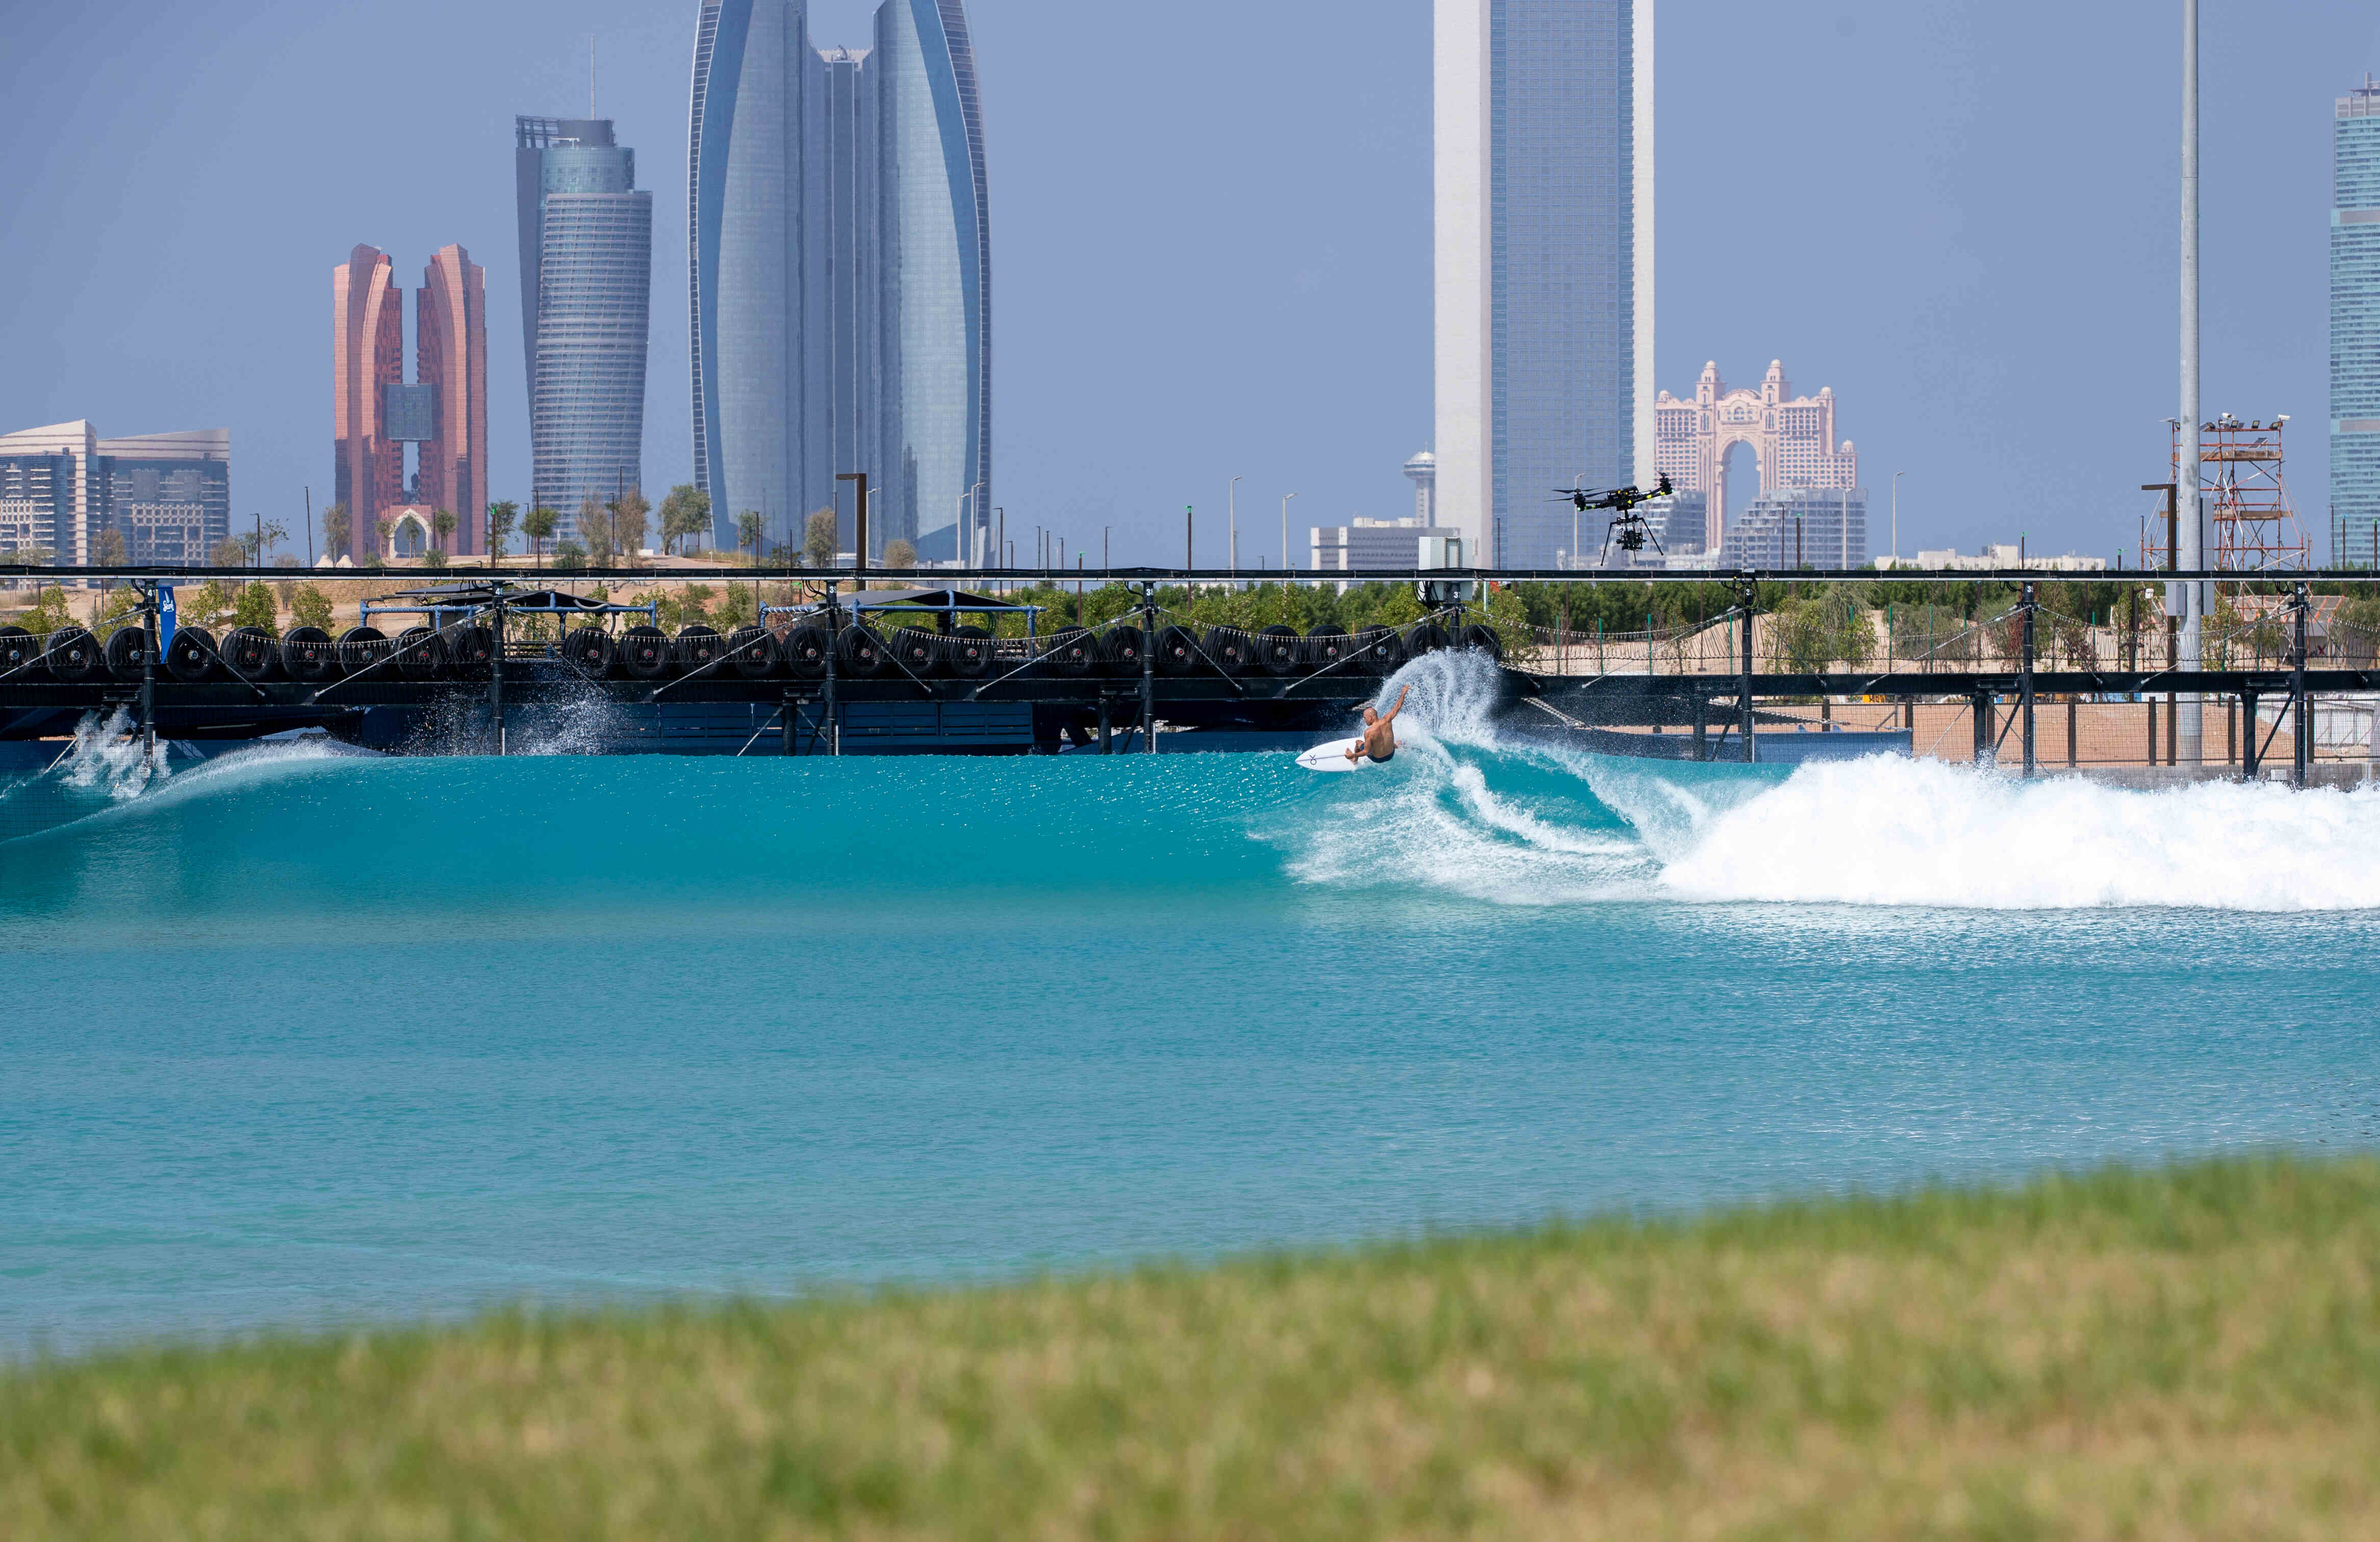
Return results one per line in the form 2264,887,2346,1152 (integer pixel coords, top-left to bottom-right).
1550,474,1675,512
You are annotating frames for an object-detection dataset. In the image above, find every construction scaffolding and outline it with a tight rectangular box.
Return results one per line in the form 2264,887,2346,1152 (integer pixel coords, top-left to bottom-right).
2146,414,2311,572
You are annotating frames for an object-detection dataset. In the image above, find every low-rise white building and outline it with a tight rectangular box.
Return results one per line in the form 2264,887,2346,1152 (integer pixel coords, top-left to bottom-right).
1311,516,1464,586
1877,544,2108,573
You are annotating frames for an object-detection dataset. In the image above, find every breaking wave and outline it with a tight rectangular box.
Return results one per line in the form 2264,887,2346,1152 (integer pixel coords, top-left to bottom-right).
1283,651,2380,913
5,651,2377,915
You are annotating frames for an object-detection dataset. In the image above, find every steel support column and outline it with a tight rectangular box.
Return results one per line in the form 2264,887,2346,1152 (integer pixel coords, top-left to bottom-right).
1737,577,1757,764
138,581,157,768
2292,581,2310,788
490,598,506,755
2241,687,2258,781
824,581,840,756
1140,582,1157,753
2020,581,2037,776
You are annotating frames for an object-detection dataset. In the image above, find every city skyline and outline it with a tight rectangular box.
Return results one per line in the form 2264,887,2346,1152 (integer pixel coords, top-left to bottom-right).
4,3,2377,567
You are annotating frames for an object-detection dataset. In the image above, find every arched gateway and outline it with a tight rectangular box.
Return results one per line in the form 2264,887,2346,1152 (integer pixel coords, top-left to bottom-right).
1655,360,1858,552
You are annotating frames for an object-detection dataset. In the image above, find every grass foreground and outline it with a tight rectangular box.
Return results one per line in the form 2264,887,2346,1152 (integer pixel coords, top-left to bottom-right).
6,1158,2379,1540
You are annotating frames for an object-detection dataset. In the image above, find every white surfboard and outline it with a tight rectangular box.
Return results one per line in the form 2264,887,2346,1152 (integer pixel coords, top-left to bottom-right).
1297,736,1382,772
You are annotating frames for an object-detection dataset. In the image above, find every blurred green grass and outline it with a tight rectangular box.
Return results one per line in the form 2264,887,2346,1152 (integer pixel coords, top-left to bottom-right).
7,1156,2378,1539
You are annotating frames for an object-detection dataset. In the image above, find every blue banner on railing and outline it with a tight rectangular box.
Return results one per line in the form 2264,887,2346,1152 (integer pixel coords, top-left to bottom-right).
158,585,176,648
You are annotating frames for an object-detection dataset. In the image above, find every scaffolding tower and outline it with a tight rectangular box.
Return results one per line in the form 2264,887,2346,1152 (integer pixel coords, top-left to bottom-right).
2146,414,2311,571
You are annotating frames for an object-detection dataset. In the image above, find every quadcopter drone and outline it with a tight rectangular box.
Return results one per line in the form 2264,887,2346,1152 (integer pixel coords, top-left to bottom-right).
1552,473,1675,562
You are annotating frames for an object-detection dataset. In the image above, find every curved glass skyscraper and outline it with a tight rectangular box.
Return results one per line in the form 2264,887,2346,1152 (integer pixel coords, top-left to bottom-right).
689,0,990,559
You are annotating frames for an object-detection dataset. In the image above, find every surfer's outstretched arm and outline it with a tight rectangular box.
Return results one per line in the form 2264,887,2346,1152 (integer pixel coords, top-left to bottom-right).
1378,686,1410,725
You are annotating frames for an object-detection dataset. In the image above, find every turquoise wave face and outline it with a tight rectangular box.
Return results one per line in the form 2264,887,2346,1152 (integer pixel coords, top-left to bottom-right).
6,653,2380,1352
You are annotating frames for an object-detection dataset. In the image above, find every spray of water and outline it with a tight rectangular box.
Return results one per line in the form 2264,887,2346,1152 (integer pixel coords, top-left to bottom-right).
58,710,166,801
516,686,639,756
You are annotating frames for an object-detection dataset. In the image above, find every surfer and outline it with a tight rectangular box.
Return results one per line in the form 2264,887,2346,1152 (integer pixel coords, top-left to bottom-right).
1344,686,1410,764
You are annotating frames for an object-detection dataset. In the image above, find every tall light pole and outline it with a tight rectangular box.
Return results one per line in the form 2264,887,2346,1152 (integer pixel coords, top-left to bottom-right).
1891,470,1903,564
1281,492,1298,583
1570,469,1584,570
2178,0,2204,762
1229,475,1242,579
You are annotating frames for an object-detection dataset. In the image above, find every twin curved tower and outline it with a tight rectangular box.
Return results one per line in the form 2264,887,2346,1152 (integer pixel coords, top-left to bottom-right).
689,0,991,561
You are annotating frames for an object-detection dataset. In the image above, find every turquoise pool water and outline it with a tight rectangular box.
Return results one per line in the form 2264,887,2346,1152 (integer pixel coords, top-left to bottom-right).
5,655,2378,1353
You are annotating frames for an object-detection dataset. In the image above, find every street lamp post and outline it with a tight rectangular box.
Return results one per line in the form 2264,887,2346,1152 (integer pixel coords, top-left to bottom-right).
1892,471,1903,564
1229,475,1242,580
2178,0,2204,763
1281,492,1298,584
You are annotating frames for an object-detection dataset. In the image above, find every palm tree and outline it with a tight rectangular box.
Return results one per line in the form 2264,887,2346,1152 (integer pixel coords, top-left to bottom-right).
430,508,457,555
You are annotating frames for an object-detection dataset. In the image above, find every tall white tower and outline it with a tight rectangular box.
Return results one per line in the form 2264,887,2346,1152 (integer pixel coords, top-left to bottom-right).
1434,0,1653,567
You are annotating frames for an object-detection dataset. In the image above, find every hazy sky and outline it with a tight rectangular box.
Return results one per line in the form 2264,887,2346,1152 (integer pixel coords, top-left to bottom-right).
5,1,2380,567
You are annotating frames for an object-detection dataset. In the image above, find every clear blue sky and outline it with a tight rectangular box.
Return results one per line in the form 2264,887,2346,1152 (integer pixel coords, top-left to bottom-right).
4,1,2378,566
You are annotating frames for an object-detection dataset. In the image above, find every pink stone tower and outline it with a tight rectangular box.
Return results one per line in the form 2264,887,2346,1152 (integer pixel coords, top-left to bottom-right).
418,245,489,555
331,245,403,559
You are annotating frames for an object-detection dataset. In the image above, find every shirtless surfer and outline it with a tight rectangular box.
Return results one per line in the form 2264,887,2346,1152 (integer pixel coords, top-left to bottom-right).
1344,686,1410,764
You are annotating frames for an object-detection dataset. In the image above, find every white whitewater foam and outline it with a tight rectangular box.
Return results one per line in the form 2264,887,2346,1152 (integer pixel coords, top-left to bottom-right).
1655,755,2380,912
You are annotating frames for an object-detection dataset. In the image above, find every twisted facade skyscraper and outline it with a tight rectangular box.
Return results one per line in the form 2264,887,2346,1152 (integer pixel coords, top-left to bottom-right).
517,118,653,541
689,0,991,559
